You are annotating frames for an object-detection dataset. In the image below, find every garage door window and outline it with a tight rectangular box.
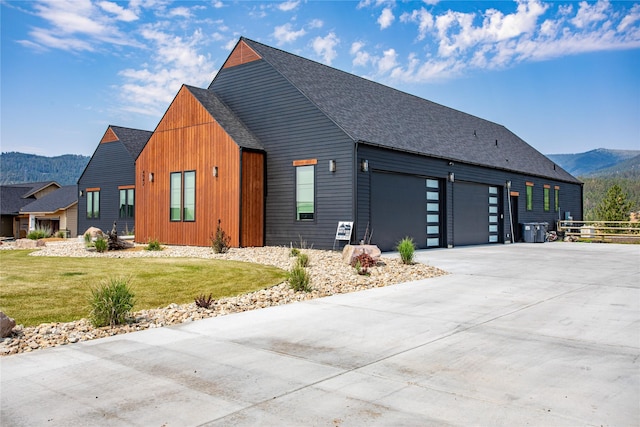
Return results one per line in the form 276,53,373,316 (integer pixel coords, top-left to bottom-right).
426,179,440,247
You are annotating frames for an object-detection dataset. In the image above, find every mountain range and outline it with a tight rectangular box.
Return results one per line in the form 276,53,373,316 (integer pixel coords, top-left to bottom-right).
547,148,640,178
1,148,638,185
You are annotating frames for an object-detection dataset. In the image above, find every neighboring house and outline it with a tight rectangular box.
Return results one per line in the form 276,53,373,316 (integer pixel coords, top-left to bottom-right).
20,185,79,238
135,37,583,251
0,181,60,238
77,125,152,236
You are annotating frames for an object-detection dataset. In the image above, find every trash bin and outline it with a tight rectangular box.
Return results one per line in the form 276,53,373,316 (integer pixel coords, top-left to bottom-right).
521,223,536,243
535,222,548,243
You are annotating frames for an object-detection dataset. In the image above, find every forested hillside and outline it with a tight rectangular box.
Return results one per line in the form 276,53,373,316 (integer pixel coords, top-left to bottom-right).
0,152,89,185
582,177,640,220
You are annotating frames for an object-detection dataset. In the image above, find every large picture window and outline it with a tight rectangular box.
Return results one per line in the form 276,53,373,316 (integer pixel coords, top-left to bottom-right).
170,171,196,222
87,189,100,219
119,188,134,219
296,165,315,221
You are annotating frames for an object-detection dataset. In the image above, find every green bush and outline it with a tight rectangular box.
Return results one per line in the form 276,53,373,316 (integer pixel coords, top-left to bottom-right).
84,232,93,247
145,239,162,251
94,236,108,253
89,277,136,327
290,247,300,257
27,226,51,240
397,237,415,265
288,264,311,292
55,230,66,238
296,252,309,267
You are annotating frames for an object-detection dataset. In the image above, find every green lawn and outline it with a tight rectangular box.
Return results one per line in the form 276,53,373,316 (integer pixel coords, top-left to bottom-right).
0,250,288,327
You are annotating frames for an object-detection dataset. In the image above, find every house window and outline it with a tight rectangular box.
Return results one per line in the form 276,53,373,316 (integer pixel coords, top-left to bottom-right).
170,172,182,221
296,165,315,221
543,185,550,212
183,171,196,222
170,171,196,222
554,186,560,212
86,189,100,219
119,188,134,219
526,182,533,211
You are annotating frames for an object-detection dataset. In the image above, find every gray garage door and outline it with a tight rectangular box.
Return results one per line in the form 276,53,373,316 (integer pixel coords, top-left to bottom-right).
453,182,501,246
371,172,442,251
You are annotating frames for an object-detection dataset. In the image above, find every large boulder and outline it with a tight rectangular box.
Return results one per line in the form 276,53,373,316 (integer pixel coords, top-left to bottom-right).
15,239,46,249
83,227,104,240
342,244,381,265
0,311,16,338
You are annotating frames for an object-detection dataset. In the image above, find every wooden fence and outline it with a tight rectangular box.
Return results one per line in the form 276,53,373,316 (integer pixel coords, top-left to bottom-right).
557,220,640,242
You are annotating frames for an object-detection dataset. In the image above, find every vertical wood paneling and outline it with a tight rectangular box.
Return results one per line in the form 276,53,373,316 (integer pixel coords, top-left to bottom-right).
100,128,118,143
222,40,262,69
136,86,245,247
241,151,264,247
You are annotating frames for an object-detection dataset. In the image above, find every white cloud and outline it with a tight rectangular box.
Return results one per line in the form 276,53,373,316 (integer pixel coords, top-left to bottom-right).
572,0,611,29
390,0,640,83
377,48,398,72
97,1,138,22
378,7,395,29
168,7,193,18
212,0,224,8
278,1,300,12
312,32,339,65
273,23,306,45
308,19,324,29
351,41,372,67
118,26,215,117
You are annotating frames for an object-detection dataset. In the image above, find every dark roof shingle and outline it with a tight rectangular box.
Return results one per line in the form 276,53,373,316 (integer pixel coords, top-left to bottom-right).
20,185,78,214
241,38,579,183
110,126,153,159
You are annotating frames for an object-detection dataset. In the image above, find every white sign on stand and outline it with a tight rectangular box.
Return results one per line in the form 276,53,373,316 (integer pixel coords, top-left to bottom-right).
335,221,353,241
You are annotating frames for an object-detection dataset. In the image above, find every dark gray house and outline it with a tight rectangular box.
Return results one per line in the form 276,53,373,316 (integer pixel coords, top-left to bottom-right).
77,125,152,236
136,37,582,251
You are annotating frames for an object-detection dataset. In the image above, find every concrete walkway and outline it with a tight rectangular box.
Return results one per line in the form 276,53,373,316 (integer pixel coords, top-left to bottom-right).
2,243,639,426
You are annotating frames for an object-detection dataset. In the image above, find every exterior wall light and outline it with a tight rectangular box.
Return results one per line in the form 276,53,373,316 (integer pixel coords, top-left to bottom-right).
506,180,511,189
213,166,218,177
148,172,154,182
360,159,369,172
329,160,336,172
448,172,455,183
79,190,83,197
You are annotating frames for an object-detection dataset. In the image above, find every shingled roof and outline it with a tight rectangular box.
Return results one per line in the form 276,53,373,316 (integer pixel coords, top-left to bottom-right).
239,38,579,184
109,126,153,159
20,185,78,214
0,182,60,215
185,85,264,151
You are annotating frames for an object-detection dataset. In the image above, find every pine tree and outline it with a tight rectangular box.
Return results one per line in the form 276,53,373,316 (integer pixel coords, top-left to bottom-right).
594,184,633,221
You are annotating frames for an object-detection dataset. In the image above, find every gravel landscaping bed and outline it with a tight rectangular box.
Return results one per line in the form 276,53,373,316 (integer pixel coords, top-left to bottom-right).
0,240,447,356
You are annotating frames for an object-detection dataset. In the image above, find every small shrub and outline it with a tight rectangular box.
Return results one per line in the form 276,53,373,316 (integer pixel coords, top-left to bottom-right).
55,230,66,238
397,237,416,265
145,239,162,251
27,226,51,240
351,252,376,275
89,277,136,327
290,247,300,257
94,236,108,253
84,232,93,247
296,252,309,267
194,293,214,309
211,219,231,254
288,264,312,292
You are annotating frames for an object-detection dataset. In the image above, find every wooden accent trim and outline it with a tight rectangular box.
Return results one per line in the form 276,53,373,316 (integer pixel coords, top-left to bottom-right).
85,187,100,192
525,182,534,186
510,191,519,196
292,159,318,166
554,185,560,190
100,128,118,143
118,185,135,190
222,40,262,69
544,184,551,189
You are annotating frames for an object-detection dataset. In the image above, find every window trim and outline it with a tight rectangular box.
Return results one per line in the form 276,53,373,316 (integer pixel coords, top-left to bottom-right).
183,170,196,222
295,163,316,222
525,182,534,211
543,185,550,212
170,172,182,222
554,186,560,212
86,189,100,219
170,171,196,222
118,187,135,219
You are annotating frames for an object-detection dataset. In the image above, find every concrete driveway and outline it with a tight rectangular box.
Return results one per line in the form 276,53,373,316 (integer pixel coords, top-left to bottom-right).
2,242,638,426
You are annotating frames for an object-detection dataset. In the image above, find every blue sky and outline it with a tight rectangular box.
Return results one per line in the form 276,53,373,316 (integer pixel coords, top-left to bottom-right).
1,0,639,157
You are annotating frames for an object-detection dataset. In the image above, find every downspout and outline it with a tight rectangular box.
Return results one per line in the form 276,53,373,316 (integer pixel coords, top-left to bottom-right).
353,141,358,245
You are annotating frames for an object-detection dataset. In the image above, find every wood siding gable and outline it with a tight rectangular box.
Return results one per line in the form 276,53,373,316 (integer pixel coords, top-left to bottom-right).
222,40,262,69
100,127,119,143
136,86,264,247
